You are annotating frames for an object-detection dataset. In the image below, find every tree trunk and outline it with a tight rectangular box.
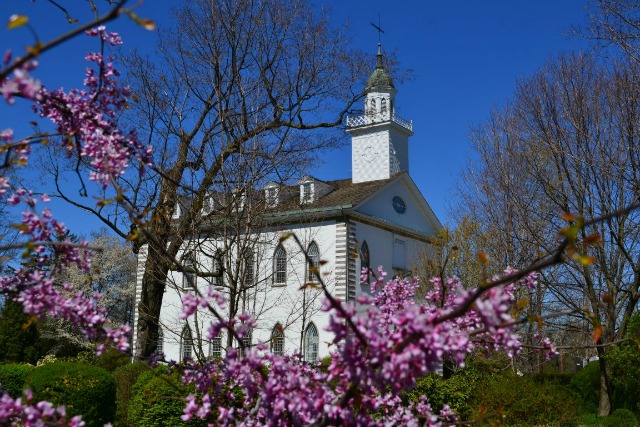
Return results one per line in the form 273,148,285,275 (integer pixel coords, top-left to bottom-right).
597,348,613,416
135,250,170,359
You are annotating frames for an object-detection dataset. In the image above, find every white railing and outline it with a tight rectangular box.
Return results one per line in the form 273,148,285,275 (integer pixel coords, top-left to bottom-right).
346,112,413,132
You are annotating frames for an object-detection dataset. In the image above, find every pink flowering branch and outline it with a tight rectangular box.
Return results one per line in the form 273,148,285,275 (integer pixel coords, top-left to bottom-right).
0,390,85,427
0,1,127,81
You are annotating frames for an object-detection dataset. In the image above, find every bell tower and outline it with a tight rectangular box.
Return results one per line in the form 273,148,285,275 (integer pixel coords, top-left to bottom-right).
347,42,413,184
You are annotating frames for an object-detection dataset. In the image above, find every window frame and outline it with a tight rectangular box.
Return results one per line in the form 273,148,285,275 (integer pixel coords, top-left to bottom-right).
182,252,197,291
156,327,164,354
212,249,224,288
238,328,252,357
181,325,193,361
304,322,319,362
210,332,222,359
307,241,320,283
270,324,285,356
273,244,287,286
301,182,313,203
266,186,277,207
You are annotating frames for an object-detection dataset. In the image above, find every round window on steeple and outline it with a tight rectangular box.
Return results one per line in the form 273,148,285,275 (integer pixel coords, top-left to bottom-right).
392,196,406,214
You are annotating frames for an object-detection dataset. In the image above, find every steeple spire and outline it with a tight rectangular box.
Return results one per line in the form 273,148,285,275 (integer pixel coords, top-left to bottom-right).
366,42,394,91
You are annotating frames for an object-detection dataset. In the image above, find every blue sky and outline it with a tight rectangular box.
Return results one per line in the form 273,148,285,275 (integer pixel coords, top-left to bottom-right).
1,0,592,235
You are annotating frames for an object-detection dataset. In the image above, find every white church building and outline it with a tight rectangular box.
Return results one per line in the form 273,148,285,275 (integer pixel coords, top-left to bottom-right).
133,43,442,362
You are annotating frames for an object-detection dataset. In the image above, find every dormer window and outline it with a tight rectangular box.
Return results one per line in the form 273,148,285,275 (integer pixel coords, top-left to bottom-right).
232,188,246,211
202,196,214,215
265,186,278,207
301,182,313,203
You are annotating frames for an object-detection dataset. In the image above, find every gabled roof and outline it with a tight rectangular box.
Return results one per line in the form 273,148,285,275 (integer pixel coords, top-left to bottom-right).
266,174,399,214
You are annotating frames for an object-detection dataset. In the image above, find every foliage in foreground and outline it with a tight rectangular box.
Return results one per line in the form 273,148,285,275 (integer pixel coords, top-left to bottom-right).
129,367,207,427
25,362,116,427
0,363,34,398
113,362,148,427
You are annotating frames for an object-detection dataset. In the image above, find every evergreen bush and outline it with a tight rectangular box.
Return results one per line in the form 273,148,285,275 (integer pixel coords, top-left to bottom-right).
604,408,638,427
0,363,34,398
25,362,116,427
0,300,44,364
129,368,207,427
113,362,148,427
570,361,601,413
470,374,580,426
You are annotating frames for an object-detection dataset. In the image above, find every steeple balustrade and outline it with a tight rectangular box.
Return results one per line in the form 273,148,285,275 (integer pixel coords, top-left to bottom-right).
346,112,413,131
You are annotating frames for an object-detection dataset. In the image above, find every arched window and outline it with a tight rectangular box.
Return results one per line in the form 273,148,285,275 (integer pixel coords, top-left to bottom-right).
182,252,197,290
360,241,370,270
273,244,287,285
181,325,193,361
271,324,285,356
210,331,222,359
213,249,224,287
307,241,320,282
304,323,319,362
370,98,376,114
244,250,254,285
360,240,371,285
156,328,164,354
381,98,387,115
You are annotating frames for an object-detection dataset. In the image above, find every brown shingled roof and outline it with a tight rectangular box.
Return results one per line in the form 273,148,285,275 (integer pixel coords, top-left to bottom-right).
267,174,400,214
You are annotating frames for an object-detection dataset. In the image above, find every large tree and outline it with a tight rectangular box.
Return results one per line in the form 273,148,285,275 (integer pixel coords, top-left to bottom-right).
42,230,136,356
458,53,640,415
48,0,369,359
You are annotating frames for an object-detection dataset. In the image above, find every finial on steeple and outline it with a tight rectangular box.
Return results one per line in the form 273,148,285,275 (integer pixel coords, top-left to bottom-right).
371,15,385,69
366,15,394,91
376,42,383,69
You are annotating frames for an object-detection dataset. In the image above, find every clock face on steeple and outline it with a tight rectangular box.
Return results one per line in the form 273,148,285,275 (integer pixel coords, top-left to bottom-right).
362,145,379,163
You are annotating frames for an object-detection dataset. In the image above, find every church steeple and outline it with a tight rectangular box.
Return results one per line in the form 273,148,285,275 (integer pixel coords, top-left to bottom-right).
366,42,395,92
346,43,413,184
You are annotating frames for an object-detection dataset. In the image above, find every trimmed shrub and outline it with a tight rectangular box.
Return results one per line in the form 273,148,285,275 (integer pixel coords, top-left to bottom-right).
25,362,116,427
113,362,148,427
406,354,580,425
532,372,575,387
604,408,639,427
129,367,207,427
406,369,482,419
65,348,130,372
570,361,601,413
0,363,34,398
469,374,580,426
405,353,513,420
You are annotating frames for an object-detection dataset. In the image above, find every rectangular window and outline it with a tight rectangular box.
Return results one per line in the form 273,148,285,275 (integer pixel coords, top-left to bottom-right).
213,252,223,288
266,187,277,206
302,182,312,202
275,256,286,284
392,238,406,270
210,334,222,358
182,252,197,291
245,253,254,285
